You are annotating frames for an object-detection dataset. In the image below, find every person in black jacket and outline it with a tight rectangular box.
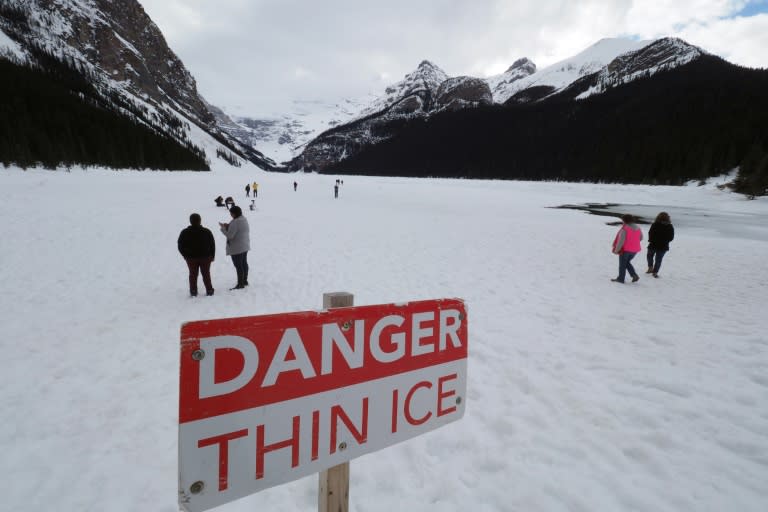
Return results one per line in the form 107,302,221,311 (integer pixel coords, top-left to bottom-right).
646,211,675,278
178,213,216,297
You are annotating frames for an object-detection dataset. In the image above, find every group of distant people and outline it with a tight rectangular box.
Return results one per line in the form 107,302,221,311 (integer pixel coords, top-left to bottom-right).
610,212,675,283
245,181,258,198
334,178,343,198
179,178,355,296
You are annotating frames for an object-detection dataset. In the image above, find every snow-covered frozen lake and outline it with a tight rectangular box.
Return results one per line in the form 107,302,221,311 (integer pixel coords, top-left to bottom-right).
1,165,766,512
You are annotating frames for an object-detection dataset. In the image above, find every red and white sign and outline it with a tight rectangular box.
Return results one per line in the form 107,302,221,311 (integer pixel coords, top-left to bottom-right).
178,298,468,512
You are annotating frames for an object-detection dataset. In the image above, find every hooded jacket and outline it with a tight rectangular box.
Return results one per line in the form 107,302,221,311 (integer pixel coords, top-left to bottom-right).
648,221,675,251
613,223,643,254
221,215,250,256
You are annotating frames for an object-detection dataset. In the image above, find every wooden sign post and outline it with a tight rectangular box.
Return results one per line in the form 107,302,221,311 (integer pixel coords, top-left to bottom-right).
318,292,353,512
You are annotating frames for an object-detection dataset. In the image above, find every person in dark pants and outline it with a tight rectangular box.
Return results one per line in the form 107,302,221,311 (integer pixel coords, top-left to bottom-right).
646,212,675,278
293,181,298,191
219,205,250,290
177,213,215,297
245,184,251,197
334,183,339,198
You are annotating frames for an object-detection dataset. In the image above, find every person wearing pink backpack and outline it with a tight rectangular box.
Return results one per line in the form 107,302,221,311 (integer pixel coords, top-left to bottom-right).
611,214,643,283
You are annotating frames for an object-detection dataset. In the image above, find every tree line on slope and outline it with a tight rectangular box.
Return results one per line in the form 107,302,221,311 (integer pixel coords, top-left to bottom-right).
326,56,768,196
0,51,209,171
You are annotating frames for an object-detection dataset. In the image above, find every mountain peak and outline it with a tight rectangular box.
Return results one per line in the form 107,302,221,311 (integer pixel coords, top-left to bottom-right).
647,36,705,56
418,60,439,70
506,58,536,74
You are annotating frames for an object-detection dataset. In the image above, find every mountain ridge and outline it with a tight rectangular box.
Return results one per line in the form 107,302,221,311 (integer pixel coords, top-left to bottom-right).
286,37,710,173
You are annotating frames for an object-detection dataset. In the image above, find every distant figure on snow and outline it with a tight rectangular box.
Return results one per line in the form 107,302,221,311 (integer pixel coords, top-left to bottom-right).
245,183,251,197
253,182,258,198
293,181,298,191
611,214,643,284
219,205,250,290
224,196,235,209
646,212,675,278
177,213,215,297
334,183,339,198
249,199,255,211
214,195,224,207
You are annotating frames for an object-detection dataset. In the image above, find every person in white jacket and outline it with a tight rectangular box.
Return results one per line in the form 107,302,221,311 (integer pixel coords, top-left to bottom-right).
219,206,250,290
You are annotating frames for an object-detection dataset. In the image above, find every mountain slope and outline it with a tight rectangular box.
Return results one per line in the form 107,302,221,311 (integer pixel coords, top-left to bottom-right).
0,56,208,170
289,37,712,174
287,61,493,172
0,0,272,170
494,37,647,104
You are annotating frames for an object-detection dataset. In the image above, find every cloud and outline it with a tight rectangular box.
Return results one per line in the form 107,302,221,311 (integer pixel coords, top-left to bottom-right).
138,0,768,114
677,13,768,68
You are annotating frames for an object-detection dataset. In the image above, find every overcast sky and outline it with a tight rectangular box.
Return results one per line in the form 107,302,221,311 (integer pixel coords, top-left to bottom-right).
139,0,768,116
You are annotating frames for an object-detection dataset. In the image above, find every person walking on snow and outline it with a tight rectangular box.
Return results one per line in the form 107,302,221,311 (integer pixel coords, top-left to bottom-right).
245,183,250,197
219,206,250,290
177,213,215,297
646,212,675,278
293,181,298,191
253,182,258,198
611,214,643,283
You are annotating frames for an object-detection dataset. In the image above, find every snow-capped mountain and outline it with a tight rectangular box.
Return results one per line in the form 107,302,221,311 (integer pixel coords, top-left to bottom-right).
491,38,648,104
288,37,710,172
214,98,374,166
568,38,706,100
0,0,272,169
287,61,494,171
485,57,537,102
217,61,458,166
360,60,450,116
223,61,496,167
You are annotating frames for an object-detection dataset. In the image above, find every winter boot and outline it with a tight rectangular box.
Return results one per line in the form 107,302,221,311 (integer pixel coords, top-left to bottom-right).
230,271,246,290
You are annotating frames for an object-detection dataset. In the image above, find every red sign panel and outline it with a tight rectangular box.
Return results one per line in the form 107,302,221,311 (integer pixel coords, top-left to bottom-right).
179,298,467,512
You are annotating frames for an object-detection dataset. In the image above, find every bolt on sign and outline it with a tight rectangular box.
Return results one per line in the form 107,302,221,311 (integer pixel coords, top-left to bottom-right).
178,298,467,512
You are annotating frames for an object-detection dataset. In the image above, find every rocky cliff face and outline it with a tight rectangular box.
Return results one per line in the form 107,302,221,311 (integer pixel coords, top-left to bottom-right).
436,77,493,110
362,60,449,116
486,57,537,101
2,0,211,125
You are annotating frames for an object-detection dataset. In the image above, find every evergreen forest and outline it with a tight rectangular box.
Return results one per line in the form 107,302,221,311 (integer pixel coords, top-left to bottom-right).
0,56,209,171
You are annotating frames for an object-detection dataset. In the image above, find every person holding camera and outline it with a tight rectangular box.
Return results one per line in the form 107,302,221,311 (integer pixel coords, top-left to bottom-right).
219,205,250,290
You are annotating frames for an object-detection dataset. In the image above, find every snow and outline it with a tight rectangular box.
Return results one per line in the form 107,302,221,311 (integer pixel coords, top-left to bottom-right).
576,38,704,100
1,165,767,512
225,97,374,165
491,38,650,104
0,27,26,61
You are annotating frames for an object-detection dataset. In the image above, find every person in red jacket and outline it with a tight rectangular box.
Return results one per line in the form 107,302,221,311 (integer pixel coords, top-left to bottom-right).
178,213,216,297
611,214,643,283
